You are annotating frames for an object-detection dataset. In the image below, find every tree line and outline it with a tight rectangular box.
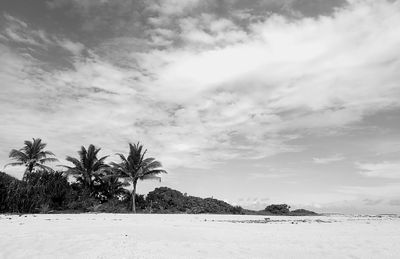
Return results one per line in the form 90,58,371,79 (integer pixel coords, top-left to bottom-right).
1,138,318,215
2,138,166,213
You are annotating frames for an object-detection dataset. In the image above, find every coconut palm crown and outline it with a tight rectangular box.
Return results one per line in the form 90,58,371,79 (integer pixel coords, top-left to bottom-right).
61,144,109,191
5,138,58,178
111,142,167,212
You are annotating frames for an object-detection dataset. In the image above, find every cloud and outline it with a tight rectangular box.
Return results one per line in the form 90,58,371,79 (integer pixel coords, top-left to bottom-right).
0,13,87,60
313,154,345,164
2,0,400,177
1,14,53,46
356,161,400,178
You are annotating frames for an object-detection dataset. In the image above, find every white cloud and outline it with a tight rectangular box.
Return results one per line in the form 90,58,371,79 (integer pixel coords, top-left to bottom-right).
57,39,85,56
356,161,400,179
313,154,345,164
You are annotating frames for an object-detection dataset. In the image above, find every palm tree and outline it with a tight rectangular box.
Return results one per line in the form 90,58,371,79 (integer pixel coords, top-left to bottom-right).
61,145,109,193
5,138,58,179
111,142,167,213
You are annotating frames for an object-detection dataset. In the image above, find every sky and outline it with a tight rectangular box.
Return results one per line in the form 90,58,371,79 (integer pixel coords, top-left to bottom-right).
1,0,400,214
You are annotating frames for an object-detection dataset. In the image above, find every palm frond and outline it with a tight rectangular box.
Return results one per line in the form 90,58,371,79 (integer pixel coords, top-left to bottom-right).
142,157,155,164
39,157,59,164
116,153,128,163
65,156,83,169
4,162,24,168
78,146,88,167
8,149,29,162
37,150,56,159
92,160,109,172
144,160,163,170
139,149,147,165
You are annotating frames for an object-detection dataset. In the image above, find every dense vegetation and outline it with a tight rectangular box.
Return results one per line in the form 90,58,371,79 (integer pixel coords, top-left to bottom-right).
0,172,242,214
1,138,317,215
146,187,244,214
262,204,318,216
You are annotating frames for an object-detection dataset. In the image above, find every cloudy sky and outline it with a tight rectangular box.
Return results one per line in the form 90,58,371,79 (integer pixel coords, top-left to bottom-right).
1,0,400,213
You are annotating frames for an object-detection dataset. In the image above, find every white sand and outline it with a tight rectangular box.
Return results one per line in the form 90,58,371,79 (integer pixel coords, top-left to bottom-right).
1,214,399,258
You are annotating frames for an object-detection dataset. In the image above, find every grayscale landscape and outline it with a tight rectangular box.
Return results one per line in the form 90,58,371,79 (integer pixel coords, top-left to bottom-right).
1,0,400,258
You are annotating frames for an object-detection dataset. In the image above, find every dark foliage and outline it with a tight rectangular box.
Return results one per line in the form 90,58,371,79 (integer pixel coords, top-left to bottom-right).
61,144,109,194
146,187,244,214
264,204,291,215
65,183,100,211
94,170,130,202
25,171,71,209
1,170,317,215
290,209,318,216
125,193,147,211
2,170,317,215
0,170,144,213
0,172,18,212
0,170,71,213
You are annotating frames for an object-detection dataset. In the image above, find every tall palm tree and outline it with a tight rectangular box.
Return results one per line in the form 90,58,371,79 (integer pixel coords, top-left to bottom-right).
61,145,109,193
5,138,58,178
111,142,167,213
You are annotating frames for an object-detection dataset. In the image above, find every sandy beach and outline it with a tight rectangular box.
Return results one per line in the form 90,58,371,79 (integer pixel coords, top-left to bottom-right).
1,214,399,258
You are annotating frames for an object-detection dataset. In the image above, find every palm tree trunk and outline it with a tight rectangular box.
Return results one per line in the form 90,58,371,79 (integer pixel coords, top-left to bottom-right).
132,180,137,213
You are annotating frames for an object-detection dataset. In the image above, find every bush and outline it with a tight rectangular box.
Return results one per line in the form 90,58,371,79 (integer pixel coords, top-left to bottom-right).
146,187,239,214
25,171,71,210
231,205,244,214
0,171,72,213
92,199,130,213
264,204,290,215
0,172,17,212
290,209,318,216
146,187,186,212
4,179,43,213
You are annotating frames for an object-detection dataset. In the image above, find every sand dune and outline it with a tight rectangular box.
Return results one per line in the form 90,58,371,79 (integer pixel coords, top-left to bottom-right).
1,214,399,258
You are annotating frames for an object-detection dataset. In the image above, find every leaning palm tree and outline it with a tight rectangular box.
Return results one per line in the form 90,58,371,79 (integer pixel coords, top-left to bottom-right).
111,142,167,213
61,145,109,193
5,138,58,179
